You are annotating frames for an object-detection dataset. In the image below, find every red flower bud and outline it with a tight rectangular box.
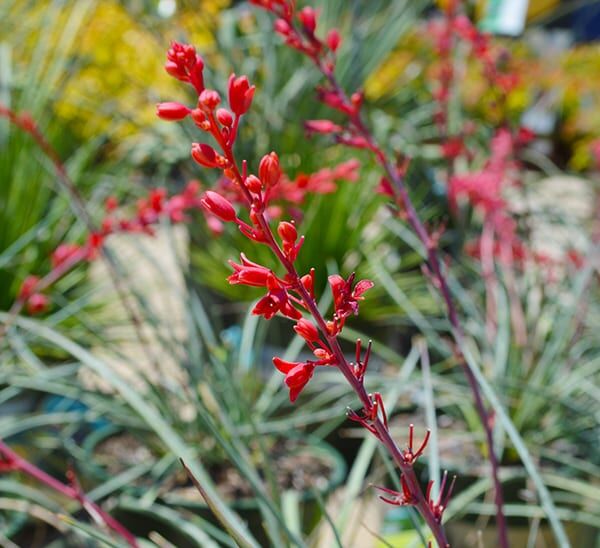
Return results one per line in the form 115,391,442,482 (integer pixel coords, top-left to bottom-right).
301,270,315,296
200,191,237,222
156,102,191,121
191,143,221,168
165,42,204,92
198,89,221,110
277,221,297,243
305,119,343,134
216,108,234,127
298,7,317,34
27,293,49,315
245,174,263,194
274,18,292,36
105,195,118,212
228,74,256,116
259,151,281,187
19,275,40,300
326,29,341,52
294,319,320,342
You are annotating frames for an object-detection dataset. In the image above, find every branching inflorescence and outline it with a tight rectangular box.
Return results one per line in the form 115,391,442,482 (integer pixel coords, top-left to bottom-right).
242,1,514,546
156,31,453,545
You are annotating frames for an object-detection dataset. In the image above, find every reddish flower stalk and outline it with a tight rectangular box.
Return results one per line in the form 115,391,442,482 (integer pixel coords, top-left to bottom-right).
0,440,138,546
0,102,210,385
247,3,510,547
159,42,450,547
0,104,147,366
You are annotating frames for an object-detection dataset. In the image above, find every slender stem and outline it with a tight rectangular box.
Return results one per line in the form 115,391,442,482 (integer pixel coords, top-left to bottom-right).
0,440,138,547
0,103,165,379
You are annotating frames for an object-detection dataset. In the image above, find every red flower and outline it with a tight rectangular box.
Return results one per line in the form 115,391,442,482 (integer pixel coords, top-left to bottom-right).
156,102,191,121
191,143,227,169
329,274,374,324
259,152,282,187
252,275,301,320
228,254,273,287
326,29,341,52
200,191,237,222
305,119,343,134
441,138,464,160
273,357,316,402
228,74,256,116
26,293,49,315
293,318,320,342
298,6,317,34
165,42,204,93
19,275,40,300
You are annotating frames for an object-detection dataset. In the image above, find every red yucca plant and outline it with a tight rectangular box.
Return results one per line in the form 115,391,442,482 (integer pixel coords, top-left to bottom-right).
151,0,523,543
6,1,572,546
156,38,455,546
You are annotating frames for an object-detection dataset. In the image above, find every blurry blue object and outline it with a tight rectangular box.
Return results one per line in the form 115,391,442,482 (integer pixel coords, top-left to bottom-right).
572,3,600,41
221,324,242,350
43,395,109,432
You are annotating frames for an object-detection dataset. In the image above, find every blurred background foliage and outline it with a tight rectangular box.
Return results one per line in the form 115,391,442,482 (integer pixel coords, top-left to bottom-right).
0,0,599,545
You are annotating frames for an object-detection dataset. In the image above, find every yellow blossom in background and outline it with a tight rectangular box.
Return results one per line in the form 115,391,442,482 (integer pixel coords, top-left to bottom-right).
57,0,229,143
4,0,229,149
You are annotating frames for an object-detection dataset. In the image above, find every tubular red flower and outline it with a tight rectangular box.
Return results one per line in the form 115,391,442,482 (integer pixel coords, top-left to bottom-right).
273,357,316,402
293,318,320,342
228,74,256,116
156,102,191,121
200,191,237,222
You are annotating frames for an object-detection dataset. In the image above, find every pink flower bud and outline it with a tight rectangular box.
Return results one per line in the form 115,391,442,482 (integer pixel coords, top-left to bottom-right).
298,7,317,34
216,108,233,127
259,151,281,187
305,119,343,134
200,191,237,222
326,29,341,52
228,74,256,116
156,102,191,121
294,319,320,342
277,221,297,243
27,293,49,315
274,18,292,36
191,143,220,168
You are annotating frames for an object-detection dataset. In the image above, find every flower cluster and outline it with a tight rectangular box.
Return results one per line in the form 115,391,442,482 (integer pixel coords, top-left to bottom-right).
16,182,204,315
157,41,373,404
158,35,455,546
427,2,522,158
